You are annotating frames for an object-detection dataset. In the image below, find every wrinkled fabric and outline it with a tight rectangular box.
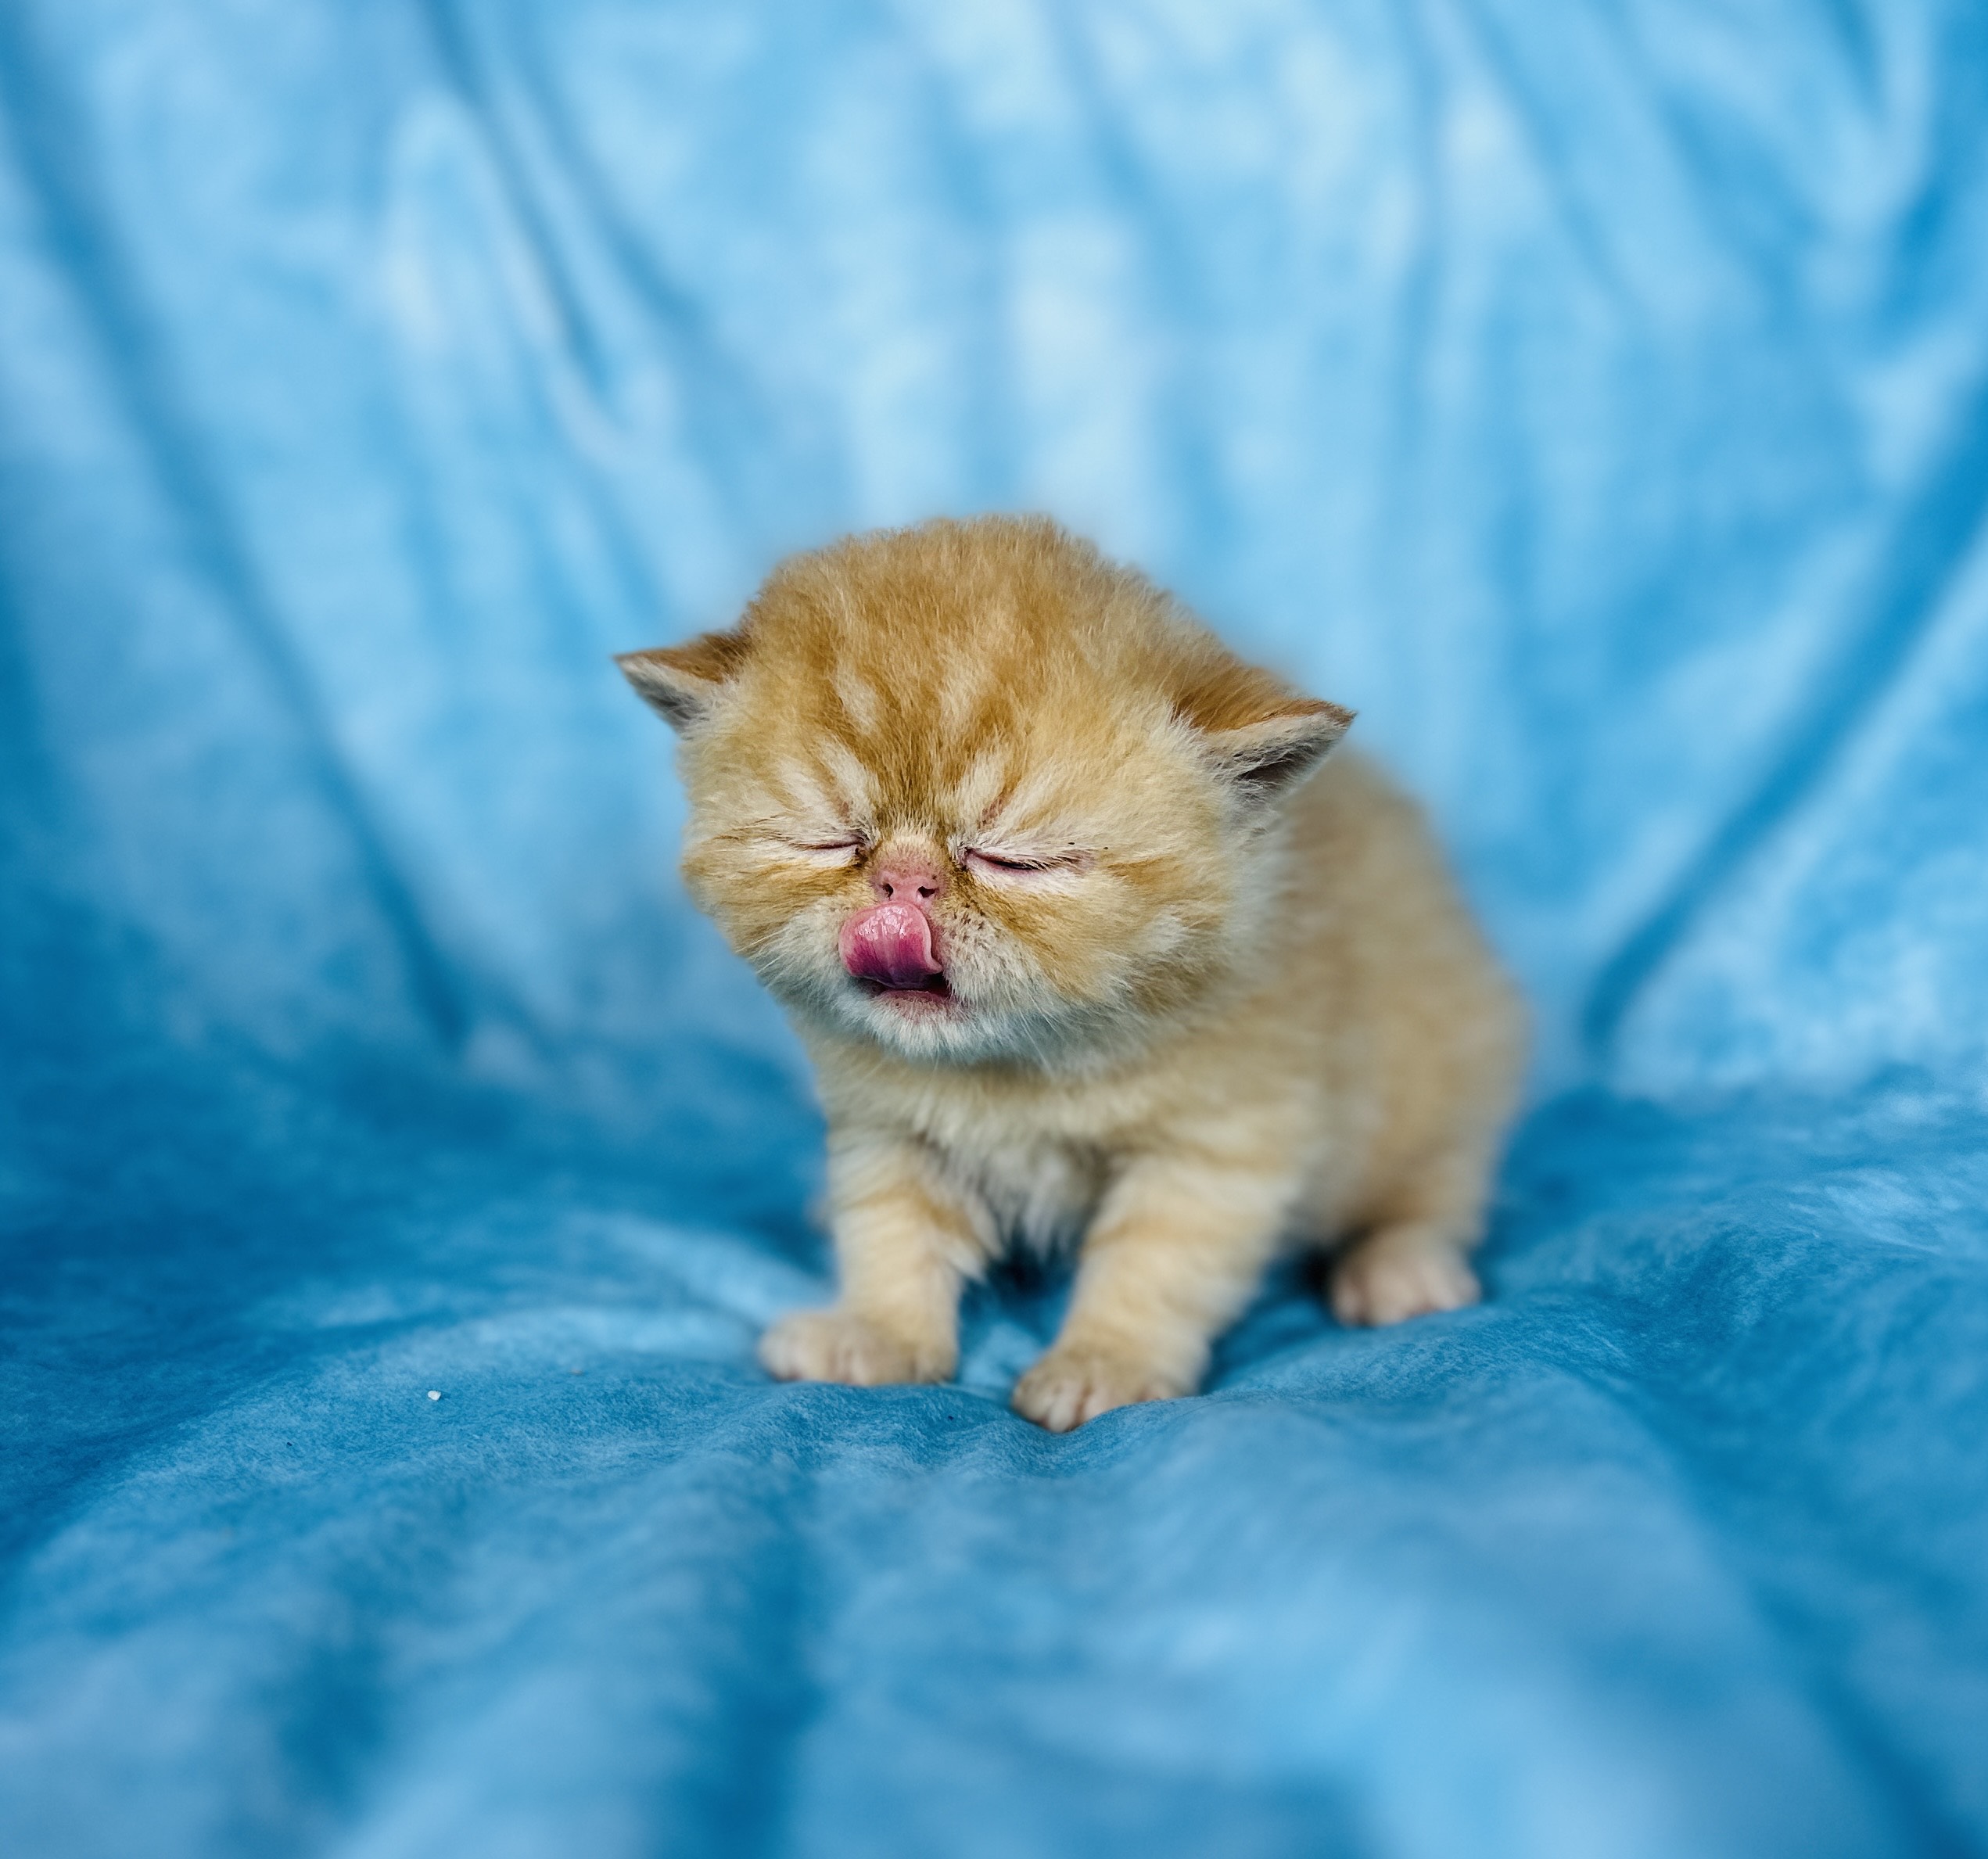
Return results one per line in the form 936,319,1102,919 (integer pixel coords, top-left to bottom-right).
2,5,1986,1857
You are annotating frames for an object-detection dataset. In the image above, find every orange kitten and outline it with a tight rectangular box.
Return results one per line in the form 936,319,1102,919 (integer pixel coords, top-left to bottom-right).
619,516,1525,1430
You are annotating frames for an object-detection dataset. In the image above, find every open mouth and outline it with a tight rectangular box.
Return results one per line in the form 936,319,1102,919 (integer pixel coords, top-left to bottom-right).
857,973,955,1003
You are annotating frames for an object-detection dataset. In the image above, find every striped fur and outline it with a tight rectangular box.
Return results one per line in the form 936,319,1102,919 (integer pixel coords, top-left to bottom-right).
622,516,1524,1429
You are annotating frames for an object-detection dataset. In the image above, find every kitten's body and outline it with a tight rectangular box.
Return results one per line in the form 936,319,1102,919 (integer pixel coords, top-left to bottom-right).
621,517,1523,1429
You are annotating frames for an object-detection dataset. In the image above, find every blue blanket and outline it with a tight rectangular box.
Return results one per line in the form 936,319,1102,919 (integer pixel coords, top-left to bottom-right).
4,5,1986,1855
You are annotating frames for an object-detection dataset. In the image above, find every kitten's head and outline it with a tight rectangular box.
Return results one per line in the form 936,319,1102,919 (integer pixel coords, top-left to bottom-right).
619,517,1350,1067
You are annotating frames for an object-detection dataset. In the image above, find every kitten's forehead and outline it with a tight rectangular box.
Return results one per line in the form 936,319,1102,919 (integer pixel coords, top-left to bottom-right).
705,515,1312,839
829,661,883,734
770,731,876,826
822,635,1010,741
847,658,1146,831
761,683,1123,840
820,587,1032,723
745,597,1132,822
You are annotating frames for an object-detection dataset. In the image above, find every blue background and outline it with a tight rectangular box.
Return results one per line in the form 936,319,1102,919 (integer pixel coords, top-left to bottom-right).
3,5,1987,1855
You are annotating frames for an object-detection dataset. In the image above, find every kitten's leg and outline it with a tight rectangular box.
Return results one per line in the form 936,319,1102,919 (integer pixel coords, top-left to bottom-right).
1012,1153,1291,1431
760,1131,988,1387
1330,1143,1491,1327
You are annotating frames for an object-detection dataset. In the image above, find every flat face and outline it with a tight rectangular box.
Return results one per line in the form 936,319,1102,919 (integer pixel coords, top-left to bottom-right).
668,519,1311,1064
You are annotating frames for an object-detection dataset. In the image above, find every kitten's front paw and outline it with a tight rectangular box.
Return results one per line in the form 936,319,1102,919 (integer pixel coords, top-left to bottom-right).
1331,1231,1480,1326
1011,1344,1186,1432
759,1308,953,1386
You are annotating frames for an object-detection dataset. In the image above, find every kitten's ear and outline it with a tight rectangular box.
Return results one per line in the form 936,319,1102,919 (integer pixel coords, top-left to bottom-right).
615,628,750,731
1196,698,1354,803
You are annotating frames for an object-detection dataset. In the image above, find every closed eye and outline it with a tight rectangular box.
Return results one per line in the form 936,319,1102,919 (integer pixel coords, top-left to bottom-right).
963,848,1094,877
787,837,866,861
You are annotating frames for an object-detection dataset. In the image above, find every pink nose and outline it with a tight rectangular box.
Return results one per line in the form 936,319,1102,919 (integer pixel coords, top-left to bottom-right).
869,857,944,904
840,902,942,988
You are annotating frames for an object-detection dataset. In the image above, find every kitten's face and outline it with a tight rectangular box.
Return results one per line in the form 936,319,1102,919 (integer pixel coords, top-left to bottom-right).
621,519,1348,1067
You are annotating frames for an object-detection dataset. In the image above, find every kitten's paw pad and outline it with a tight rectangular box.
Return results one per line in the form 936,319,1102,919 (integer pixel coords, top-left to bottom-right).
1012,1345,1185,1432
759,1309,951,1386
1330,1237,1480,1327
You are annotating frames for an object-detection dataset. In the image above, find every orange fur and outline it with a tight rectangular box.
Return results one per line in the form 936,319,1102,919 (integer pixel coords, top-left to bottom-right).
620,516,1525,1430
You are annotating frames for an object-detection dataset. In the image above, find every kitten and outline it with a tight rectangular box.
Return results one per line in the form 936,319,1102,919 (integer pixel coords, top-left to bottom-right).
619,516,1524,1430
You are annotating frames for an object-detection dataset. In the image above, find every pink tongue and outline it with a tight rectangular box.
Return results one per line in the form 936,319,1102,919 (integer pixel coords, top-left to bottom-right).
839,903,941,989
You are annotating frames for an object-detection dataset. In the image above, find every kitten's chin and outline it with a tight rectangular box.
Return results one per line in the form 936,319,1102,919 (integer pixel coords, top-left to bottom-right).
788,975,1145,1071
859,979,963,1023
756,943,1182,1069
778,971,1037,1065
850,982,993,1060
